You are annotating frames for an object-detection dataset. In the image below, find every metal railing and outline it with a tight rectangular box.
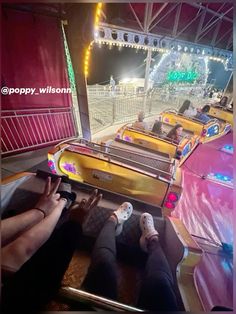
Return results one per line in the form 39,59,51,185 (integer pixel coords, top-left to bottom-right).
87,85,207,134
1,107,77,155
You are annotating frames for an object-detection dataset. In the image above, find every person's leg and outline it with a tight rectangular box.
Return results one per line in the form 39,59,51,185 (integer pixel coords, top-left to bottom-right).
82,216,118,300
137,213,178,311
2,220,81,313
82,202,133,300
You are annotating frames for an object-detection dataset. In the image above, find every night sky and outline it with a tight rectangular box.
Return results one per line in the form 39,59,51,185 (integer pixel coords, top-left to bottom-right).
88,44,159,85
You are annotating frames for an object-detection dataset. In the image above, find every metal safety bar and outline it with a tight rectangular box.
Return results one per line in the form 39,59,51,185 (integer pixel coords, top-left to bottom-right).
65,139,173,179
125,126,184,145
60,286,144,312
163,109,218,125
124,123,193,145
81,138,173,164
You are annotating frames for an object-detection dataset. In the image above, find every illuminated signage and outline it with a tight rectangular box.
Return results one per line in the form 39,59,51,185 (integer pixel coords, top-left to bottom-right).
167,71,198,82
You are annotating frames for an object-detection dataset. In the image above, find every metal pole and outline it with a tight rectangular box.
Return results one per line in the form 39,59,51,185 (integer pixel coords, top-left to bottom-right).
223,71,233,98
112,96,116,124
60,287,144,312
143,48,152,113
65,4,96,141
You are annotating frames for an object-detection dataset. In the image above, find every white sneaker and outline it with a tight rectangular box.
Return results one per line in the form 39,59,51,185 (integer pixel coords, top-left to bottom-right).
139,213,159,252
113,202,133,236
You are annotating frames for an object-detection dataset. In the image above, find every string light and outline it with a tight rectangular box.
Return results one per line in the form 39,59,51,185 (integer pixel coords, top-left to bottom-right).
95,39,171,53
94,3,103,31
84,3,102,77
94,35,231,66
84,41,94,78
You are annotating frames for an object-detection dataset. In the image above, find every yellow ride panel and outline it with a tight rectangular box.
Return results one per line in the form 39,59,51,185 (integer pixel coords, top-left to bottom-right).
58,151,169,207
161,112,231,143
208,107,233,125
161,112,204,135
121,128,177,158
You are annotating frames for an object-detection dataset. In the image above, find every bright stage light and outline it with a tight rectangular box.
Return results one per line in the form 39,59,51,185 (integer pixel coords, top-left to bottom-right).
121,78,130,83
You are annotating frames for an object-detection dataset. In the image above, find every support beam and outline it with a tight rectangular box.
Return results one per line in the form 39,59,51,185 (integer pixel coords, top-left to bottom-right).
197,19,222,43
227,42,233,50
214,28,232,47
143,48,152,112
149,4,178,32
100,9,106,21
65,4,96,140
128,3,144,31
149,3,168,26
223,71,233,98
172,3,182,37
226,34,233,50
200,3,225,32
143,2,153,32
211,20,222,46
173,8,203,41
97,23,233,58
194,6,207,43
188,3,233,23
197,7,233,42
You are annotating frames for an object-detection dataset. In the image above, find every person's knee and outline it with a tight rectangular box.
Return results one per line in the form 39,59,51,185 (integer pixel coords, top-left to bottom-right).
93,246,116,263
93,258,116,275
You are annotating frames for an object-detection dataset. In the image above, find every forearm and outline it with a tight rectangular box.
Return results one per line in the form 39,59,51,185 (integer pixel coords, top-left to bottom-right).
1,209,45,246
2,199,66,271
22,200,66,254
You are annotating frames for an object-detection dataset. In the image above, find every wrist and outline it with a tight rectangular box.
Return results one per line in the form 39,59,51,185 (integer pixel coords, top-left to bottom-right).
34,207,46,218
59,197,68,208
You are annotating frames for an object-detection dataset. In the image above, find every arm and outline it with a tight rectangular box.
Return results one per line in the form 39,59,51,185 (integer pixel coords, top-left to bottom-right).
1,177,61,246
2,187,102,273
2,198,66,272
1,209,44,247
1,177,66,272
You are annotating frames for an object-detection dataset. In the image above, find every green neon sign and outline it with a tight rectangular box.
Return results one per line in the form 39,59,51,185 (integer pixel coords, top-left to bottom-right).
167,71,198,82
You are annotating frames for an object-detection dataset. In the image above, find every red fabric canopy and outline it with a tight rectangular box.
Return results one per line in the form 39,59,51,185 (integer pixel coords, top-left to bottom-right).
2,9,71,109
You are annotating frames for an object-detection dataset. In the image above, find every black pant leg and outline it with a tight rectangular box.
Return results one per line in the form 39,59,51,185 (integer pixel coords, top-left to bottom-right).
138,240,178,311
82,219,118,300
